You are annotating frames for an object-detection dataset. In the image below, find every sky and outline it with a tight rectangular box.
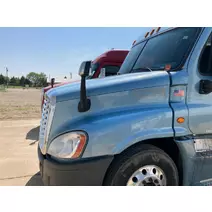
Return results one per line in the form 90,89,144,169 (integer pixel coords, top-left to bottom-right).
0,27,152,81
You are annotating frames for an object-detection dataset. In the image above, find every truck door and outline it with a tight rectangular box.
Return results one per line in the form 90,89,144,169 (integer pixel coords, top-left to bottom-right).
187,30,212,135
186,28,212,185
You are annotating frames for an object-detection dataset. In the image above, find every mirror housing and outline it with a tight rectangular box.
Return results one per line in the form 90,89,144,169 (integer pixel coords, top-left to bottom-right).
78,61,92,113
51,78,55,88
99,68,106,78
78,61,91,77
199,80,212,94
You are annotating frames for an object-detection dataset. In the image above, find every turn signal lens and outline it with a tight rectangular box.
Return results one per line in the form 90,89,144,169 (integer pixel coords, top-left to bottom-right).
72,134,87,158
177,117,185,124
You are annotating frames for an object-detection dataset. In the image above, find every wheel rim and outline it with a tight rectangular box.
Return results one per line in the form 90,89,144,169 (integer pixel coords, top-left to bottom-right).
126,165,167,186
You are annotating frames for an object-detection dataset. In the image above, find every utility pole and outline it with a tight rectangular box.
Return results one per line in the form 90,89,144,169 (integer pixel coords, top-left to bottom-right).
5,67,8,88
70,72,72,79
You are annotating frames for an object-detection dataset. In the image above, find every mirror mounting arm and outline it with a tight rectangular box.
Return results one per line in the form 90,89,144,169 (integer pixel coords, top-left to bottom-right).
78,75,91,112
51,78,55,88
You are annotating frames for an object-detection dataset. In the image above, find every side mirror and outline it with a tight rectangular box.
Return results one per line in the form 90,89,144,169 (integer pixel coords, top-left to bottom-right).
199,80,212,94
78,61,91,113
99,68,106,78
51,78,55,88
78,61,91,77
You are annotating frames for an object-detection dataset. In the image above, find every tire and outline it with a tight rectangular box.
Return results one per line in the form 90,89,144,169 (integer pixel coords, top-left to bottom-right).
104,144,179,186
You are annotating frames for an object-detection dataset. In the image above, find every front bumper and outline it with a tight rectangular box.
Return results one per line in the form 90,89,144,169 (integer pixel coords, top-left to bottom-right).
38,146,114,186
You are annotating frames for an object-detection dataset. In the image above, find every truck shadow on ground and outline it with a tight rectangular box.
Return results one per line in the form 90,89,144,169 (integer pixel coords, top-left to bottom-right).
25,172,44,186
26,126,40,145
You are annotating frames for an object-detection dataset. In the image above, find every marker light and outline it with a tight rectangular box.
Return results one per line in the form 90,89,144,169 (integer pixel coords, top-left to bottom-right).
156,27,161,33
145,32,149,38
177,117,185,124
150,29,155,36
165,64,172,71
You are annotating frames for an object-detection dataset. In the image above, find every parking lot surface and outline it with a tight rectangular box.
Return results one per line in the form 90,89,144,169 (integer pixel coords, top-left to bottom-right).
0,119,43,186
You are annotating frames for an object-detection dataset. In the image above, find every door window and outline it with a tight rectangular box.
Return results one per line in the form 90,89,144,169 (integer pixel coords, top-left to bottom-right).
199,34,212,75
103,65,120,76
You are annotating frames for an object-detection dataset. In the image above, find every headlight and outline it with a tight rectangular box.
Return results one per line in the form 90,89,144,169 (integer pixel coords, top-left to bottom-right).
47,131,87,159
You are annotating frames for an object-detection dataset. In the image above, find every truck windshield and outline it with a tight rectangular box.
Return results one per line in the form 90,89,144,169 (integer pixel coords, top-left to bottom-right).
119,27,202,74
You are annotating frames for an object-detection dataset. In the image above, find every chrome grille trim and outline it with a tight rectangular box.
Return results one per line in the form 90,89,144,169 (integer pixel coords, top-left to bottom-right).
39,95,56,154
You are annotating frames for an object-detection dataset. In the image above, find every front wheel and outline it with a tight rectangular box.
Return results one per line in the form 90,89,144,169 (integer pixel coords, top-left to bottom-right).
104,144,179,186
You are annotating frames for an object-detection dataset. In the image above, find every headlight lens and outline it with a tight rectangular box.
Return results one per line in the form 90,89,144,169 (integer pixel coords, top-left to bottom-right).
47,132,87,159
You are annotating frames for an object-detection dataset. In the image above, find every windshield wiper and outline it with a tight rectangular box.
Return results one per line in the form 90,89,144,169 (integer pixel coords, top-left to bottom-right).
131,67,153,72
131,66,168,73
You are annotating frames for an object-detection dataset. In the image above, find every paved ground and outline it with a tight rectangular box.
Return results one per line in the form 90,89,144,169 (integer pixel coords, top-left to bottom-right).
0,119,43,186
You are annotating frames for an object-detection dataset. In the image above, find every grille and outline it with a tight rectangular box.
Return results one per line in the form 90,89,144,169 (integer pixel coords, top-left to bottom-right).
39,97,51,154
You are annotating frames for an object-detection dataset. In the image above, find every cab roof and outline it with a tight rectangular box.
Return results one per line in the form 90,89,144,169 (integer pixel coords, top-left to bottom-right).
133,27,174,46
133,27,205,47
92,49,129,64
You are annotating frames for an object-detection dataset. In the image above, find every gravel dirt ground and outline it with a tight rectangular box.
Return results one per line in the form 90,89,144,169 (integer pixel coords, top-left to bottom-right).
0,88,43,186
0,88,41,120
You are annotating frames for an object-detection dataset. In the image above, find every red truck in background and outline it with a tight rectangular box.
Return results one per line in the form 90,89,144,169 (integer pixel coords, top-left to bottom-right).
41,49,129,107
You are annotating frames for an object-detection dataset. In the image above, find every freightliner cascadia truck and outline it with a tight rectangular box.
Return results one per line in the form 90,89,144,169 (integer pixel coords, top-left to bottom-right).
39,27,212,186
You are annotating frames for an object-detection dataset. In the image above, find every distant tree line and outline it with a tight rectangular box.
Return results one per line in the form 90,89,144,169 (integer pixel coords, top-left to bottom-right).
0,72,48,87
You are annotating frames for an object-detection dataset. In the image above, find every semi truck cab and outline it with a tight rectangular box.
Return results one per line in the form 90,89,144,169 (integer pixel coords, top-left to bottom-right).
41,49,129,108
38,27,212,186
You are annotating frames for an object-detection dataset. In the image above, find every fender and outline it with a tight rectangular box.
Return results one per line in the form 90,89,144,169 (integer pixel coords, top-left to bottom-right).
49,103,174,158
47,72,172,158
83,105,174,158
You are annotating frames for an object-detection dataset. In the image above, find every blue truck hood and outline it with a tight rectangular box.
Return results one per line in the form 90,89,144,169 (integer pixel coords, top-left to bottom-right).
47,71,170,102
